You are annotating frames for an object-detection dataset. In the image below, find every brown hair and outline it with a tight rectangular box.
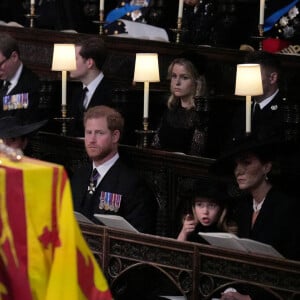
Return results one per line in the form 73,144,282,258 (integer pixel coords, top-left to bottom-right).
75,36,107,70
83,105,124,136
0,33,20,58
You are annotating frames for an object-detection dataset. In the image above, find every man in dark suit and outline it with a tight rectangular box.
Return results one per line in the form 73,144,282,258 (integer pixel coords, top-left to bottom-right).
228,51,286,144
69,36,113,137
0,33,41,122
71,105,157,234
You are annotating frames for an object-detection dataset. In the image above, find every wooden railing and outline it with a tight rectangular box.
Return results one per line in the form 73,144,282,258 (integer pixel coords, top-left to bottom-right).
79,222,300,300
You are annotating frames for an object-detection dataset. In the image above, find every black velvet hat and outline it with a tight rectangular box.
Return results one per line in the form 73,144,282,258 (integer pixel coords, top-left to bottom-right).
0,116,47,139
192,178,228,206
211,134,283,176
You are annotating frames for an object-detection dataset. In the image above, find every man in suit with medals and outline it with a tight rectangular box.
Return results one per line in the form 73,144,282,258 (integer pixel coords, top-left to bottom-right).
0,33,41,123
69,37,113,137
71,105,157,234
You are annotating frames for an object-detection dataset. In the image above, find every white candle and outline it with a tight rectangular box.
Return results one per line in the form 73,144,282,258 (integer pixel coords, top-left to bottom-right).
30,0,35,5
246,95,251,133
178,0,184,18
62,70,67,106
259,0,265,24
100,0,104,11
143,81,149,118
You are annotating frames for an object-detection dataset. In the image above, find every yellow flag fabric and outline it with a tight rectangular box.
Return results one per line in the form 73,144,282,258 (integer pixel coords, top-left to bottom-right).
0,156,112,300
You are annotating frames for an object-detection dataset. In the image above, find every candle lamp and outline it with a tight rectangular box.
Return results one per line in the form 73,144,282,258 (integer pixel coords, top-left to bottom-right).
51,44,76,136
171,0,186,43
93,0,105,35
133,53,160,147
251,0,265,50
25,0,39,28
235,64,263,135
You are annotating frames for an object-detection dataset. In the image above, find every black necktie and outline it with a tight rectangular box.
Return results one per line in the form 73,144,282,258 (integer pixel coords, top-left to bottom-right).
1,81,11,95
87,168,100,195
81,87,88,110
252,103,261,120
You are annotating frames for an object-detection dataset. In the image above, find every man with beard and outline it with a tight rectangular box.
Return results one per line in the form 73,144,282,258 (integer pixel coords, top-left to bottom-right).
71,105,157,234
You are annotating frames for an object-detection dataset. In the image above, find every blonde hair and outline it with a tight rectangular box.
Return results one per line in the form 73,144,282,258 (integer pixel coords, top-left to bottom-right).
167,57,207,110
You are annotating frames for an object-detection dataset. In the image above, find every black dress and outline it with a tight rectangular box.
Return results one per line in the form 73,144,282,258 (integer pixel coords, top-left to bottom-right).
152,103,206,156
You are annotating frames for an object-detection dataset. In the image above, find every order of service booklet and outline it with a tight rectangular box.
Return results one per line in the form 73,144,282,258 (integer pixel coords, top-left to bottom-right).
198,232,284,258
94,214,139,233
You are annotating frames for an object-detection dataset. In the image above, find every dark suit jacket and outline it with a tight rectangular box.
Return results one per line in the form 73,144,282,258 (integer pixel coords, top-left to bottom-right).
234,187,299,260
0,66,41,122
227,92,285,144
71,158,158,234
69,77,113,136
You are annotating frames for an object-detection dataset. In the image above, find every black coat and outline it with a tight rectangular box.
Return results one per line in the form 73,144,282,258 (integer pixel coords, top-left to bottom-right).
227,92,285,145
69,77,113,136
234,187,299,260
71,158,158,234
0,66,41,122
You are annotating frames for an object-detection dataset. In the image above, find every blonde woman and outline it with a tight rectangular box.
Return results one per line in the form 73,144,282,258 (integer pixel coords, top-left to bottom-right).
152,54,208,156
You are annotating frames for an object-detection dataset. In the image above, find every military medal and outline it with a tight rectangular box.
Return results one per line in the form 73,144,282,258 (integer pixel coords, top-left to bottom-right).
99,191,105,209
87,181,96,194
98,191,122,212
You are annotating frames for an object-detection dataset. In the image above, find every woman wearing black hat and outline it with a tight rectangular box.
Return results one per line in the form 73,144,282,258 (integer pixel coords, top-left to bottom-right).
0,116,47,155
151,53,208,156
214,135,299,262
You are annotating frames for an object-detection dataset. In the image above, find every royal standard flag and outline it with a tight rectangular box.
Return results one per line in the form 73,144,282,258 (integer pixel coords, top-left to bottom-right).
0,156,112,300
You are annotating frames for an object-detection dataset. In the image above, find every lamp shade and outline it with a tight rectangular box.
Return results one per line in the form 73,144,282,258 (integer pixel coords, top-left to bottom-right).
133,53,160,82
51,44,76,71
235,64,263,96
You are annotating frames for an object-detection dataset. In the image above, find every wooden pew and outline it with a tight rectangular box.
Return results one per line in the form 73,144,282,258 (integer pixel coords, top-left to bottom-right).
79,222,300,300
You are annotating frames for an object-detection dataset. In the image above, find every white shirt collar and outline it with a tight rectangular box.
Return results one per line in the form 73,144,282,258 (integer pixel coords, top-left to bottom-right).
83,72,104,108
256,89,279,110
253,197,265,212
92,152,119,185
7,63,23,94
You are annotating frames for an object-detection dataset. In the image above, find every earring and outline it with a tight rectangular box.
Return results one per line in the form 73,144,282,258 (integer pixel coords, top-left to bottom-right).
265,174,269,181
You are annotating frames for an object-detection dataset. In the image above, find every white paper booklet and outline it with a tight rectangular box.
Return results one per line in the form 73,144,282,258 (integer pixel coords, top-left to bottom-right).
74,211,94,224
198,232,284,258
0,20,23,27
115,19,169,42
94,214,139,233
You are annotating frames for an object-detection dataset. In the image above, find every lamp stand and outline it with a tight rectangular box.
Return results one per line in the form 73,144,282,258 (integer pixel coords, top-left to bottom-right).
135,118,156,148
54,105,74,136
25,4,39,28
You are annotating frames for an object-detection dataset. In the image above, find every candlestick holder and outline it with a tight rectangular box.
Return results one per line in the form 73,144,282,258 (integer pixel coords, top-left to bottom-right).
93,9,105,35
53,105,74,136
135,118,156,148
170,17,183,44
25,4,39,28
170,17,187,44
251,24,265,51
